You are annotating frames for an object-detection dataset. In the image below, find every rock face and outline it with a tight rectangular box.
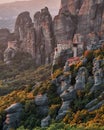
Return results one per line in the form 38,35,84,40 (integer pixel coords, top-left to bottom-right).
33,7,55,65
0,29,10,61
14,7,55,66
54,72,77,121
77,0,104,35
61,0,83,15
4,0,104,66
3,103,23,130
35,93,49,116
75,67,88,90
90,58,104,94
54,6,77,44
60,0,104,40
14,11,35,58
86,92,104,112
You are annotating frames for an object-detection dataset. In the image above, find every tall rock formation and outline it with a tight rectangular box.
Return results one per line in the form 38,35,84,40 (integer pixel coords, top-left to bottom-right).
34,7,55,65
53,6,77,44
59,0,104,39
14,11,35,58
14,8,55,66
4,0,104,66
77,0,104,35
61,0,83,15
0,29,10,61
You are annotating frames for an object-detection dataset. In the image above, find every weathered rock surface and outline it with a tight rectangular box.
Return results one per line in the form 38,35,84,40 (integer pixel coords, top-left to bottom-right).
52,47,73,70
33,7,55,65
75,67,88,90
35,93,49,116
85,91,104,111
3,103,23,130
41,115,51,127
55,73,77,121
60,0,104,41
54,6,77,44
60,89,76,101
0,29,10,61
14,11,36,58
61,0,83,15
77,0,104,35
3,0,104,66
14,7,55,66
90,58,104,94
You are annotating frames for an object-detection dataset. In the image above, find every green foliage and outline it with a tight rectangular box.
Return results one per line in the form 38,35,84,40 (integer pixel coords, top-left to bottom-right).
52,68,63,79
1,47,104,130
49,104,60,118
17,122,104,130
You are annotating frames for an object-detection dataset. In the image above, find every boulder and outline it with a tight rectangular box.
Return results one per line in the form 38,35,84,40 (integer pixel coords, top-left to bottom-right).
35,93,49,116
35,94,48,106
3,103,23,130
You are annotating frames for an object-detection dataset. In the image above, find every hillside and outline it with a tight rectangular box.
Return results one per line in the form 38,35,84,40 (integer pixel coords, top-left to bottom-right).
0,0,104,130
0,47,104,130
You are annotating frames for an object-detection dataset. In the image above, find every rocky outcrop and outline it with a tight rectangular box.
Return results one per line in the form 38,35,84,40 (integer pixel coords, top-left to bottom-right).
77,0,104,35
35,93,49,116
75,67,88,90
86,92,104,112
3,103,23,130
61,0,83,15
54,6,77,44
14,7,55,66
3,0,104,66
60,0,104,41
33,7,55,65
52,44,73,72
0,29,10,61
90,58,104,94
4,34,19,64
14,11,36,58
53,72,77,120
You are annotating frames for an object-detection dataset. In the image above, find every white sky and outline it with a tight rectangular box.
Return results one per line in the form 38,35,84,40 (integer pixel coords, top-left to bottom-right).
0,0,30,4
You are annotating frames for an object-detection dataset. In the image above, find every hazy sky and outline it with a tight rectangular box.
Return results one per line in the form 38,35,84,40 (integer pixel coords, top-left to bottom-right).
0,0,30,4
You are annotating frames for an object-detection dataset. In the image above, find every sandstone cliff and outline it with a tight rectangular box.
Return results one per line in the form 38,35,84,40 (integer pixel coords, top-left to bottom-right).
14,7,55,66
3,0,104,66
60,0,104,36
0,29,10,61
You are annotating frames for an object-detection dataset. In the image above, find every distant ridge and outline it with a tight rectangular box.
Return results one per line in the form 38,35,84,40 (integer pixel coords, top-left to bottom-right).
0,0,60,30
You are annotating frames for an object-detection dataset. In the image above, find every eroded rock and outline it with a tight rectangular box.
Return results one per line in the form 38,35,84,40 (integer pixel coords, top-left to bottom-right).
3,103,23,130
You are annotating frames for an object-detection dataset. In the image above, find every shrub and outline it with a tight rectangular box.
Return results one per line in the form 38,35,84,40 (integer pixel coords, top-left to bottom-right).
49,104,60,118
84,50,93,61
52,69,63,79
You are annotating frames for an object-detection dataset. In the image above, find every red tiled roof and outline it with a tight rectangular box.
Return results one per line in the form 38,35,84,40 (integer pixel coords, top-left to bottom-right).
67,57,80,62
